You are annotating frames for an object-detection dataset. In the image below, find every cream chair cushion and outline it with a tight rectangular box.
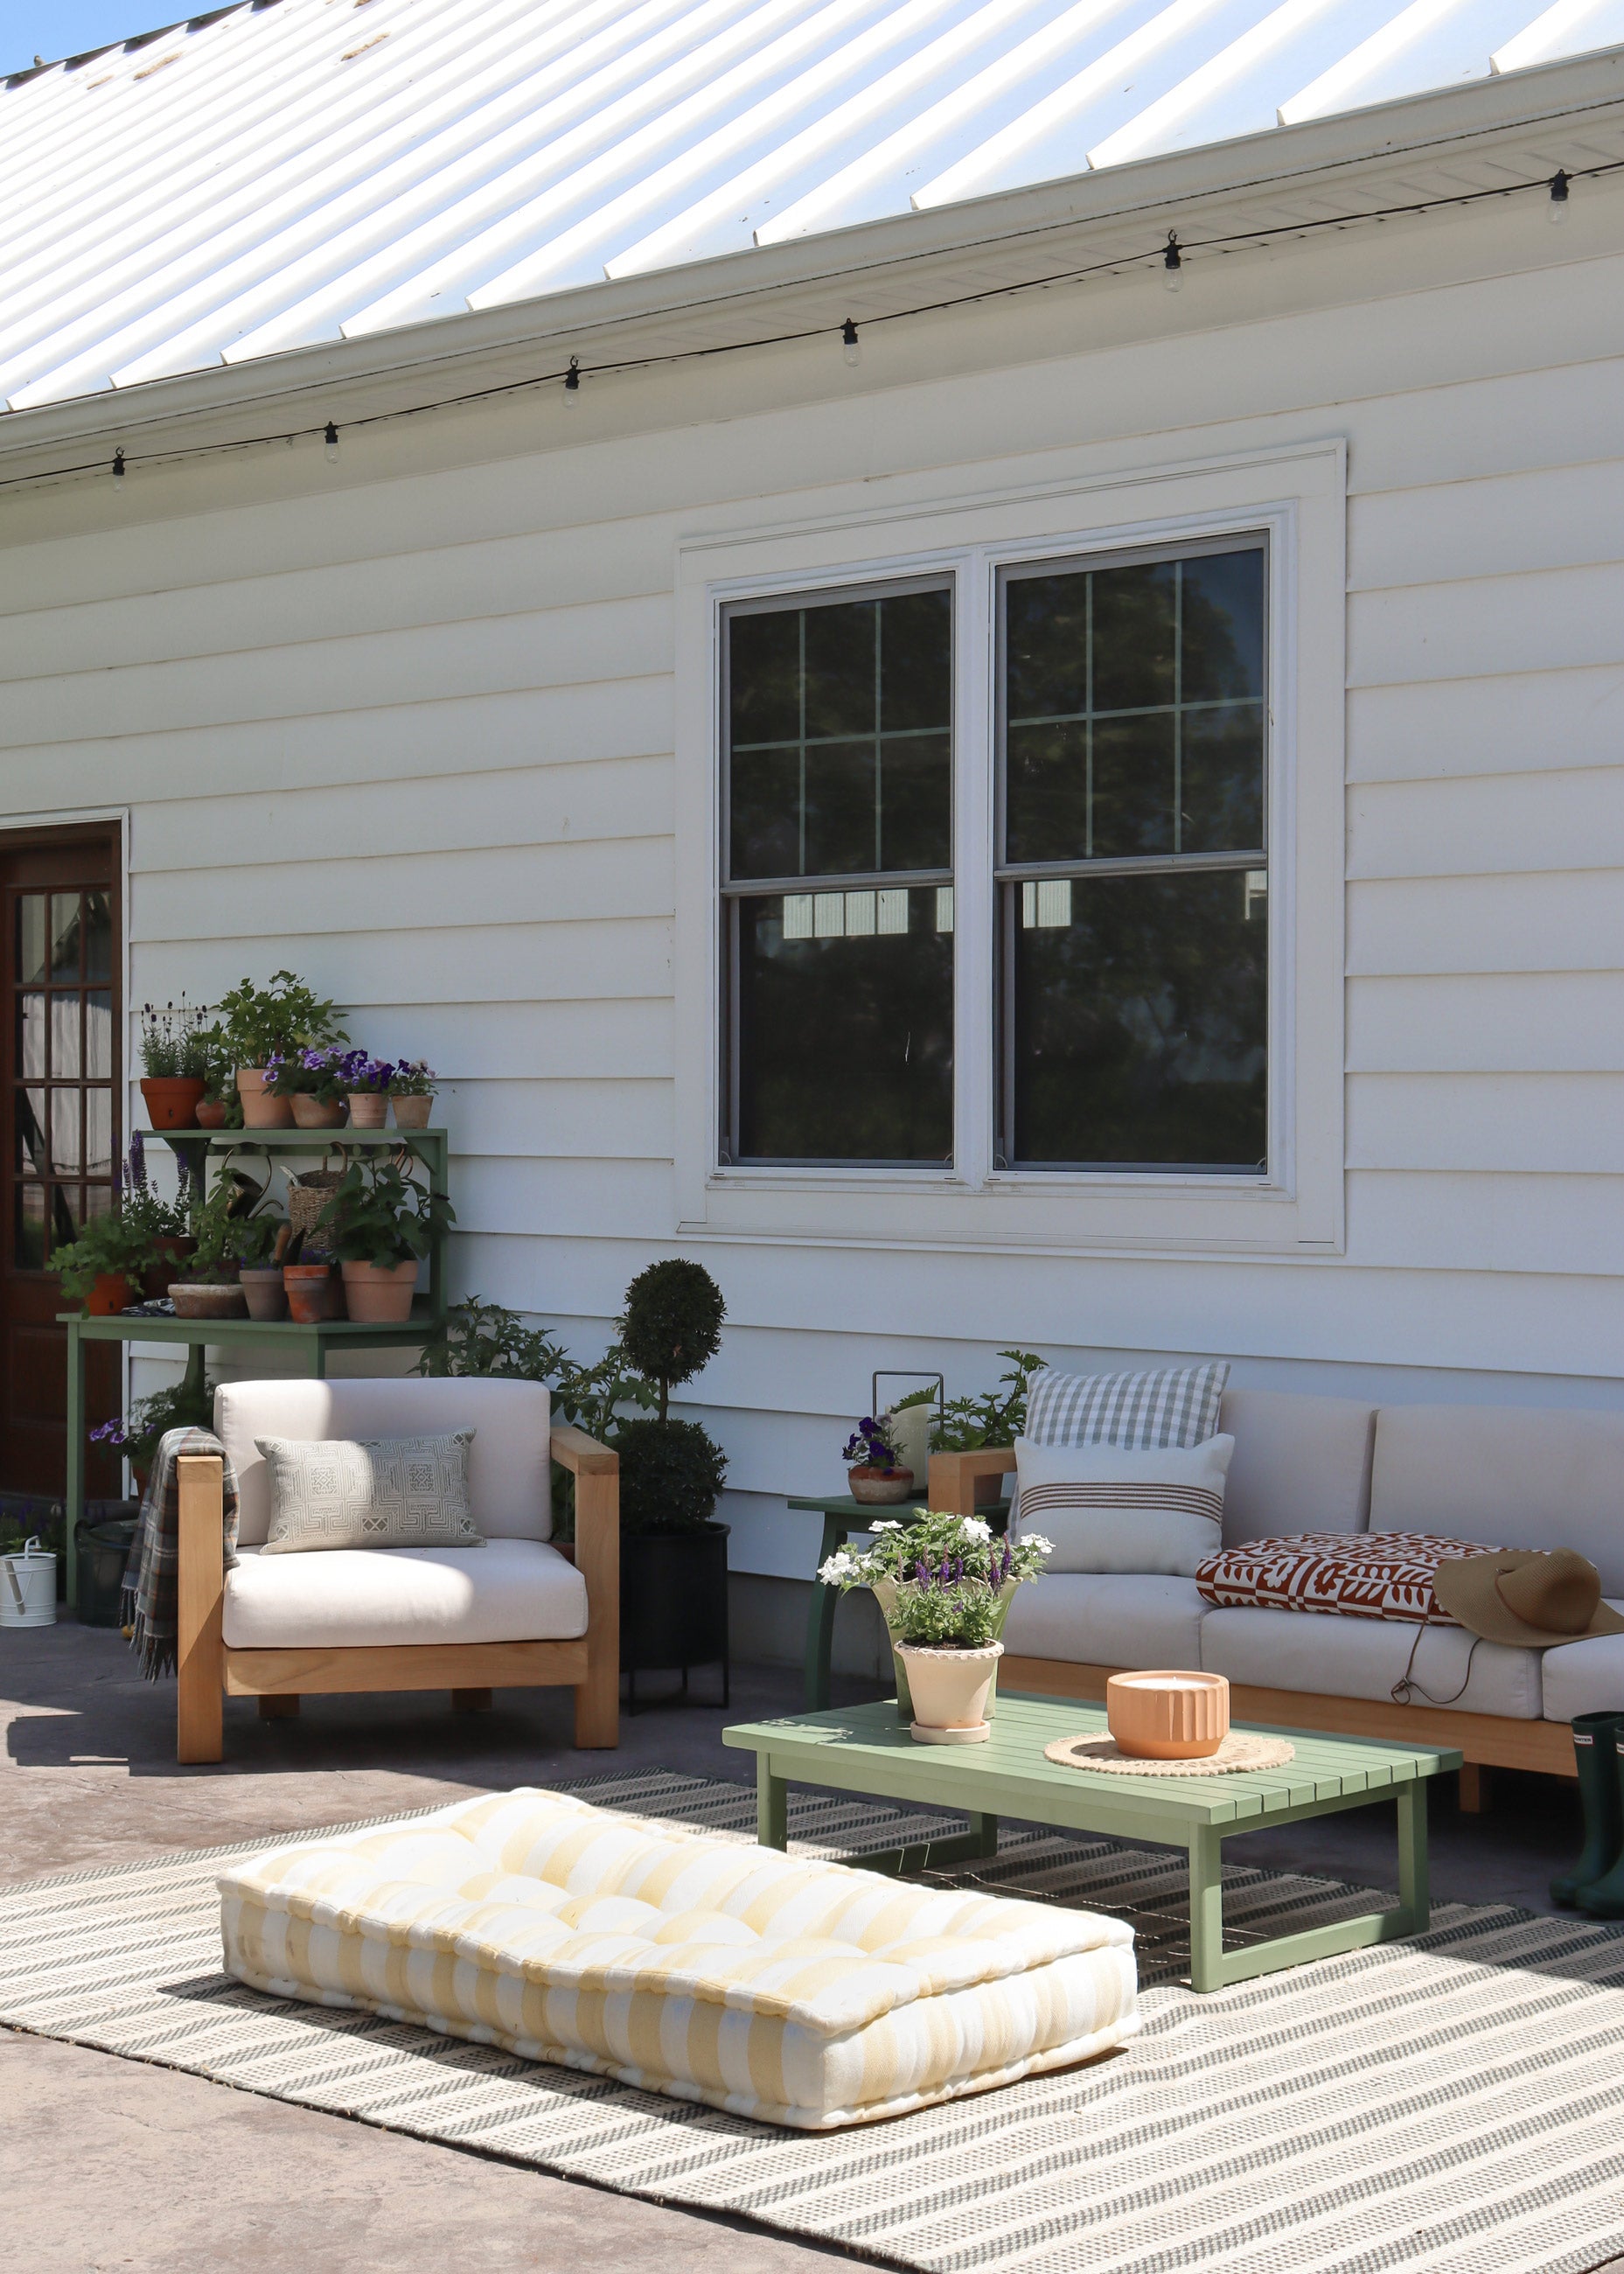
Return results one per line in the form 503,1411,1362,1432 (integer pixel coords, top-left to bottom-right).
217,1378,551,1548
221,1538,586,1650
1540,1616,1624,1724
1200,1606,1544,1718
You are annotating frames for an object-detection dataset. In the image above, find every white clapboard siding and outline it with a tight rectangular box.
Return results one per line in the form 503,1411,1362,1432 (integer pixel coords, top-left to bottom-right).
1349,461,1624,592
1349,771,1624,881
1348,1172,1624,1276
454,1078,673,1160
1349,873,1624,976
1348,1075,1624,1175
1348,975,1624,1074
135,918,673,1005
1348,668,1624,785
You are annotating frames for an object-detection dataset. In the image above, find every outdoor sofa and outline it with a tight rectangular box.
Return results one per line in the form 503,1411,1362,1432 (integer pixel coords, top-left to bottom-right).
175,1378,618,1762
932,1391,1624,1802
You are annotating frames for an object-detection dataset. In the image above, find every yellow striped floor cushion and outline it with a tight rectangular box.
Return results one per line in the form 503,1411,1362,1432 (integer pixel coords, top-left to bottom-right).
220,1787,1140,2129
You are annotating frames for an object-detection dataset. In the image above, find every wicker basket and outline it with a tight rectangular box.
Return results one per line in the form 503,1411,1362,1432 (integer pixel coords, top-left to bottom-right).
289,1149,347,1248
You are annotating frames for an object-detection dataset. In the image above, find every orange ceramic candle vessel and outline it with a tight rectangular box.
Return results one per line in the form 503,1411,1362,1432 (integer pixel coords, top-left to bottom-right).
1106,1669,1230,1760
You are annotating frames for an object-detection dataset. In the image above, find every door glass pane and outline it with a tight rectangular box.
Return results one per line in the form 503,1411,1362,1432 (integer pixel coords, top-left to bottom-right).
50,894,80,981
17,1088,46,1176
81,1182,112,1222
1010,869,1267,1169
50,1182,79,1246
16,1182,45,1270
50,995,80,1081
728,589,951,880
734,887,952,1162
85,991,112,1080
17,895,46,987
86,1090,112,1179
50,1091,81,1175
83,891,112,984
18,994,45,1079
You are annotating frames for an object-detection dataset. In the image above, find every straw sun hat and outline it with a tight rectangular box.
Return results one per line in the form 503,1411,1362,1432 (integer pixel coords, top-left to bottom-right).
1432,1548,1624,1649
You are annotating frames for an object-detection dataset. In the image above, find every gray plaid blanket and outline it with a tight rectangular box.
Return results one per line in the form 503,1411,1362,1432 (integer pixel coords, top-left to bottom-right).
122,1426,240,1679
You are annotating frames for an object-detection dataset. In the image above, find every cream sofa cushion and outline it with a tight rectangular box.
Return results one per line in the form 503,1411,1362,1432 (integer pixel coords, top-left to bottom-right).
221,1538,586,1650
1001,1574,1205,1668
1199,1606,1543,1718
1539,1615,1624,1724
218,1378,551,1548
1370,1404,1624,1594
220,1788,1140,2130
1217,1388,1376,1545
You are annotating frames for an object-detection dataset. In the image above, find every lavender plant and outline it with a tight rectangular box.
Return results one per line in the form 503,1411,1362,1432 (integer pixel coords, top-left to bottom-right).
818,1509,1052,1648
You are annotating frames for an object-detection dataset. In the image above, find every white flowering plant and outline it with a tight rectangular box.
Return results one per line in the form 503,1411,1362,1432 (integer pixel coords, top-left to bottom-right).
818,1508,1052,1650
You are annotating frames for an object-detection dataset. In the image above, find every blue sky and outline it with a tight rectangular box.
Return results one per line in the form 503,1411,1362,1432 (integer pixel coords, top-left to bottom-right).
2,3,185,75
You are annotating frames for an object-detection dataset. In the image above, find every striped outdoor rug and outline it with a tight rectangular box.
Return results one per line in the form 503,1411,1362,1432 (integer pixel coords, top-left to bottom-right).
3,1768,1623,2274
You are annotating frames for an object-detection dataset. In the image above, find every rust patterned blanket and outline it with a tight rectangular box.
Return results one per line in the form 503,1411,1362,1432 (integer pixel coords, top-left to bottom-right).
1195,1531,1499,1627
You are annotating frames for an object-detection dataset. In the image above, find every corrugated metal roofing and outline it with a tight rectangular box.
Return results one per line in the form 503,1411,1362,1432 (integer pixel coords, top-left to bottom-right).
3,0,1622,410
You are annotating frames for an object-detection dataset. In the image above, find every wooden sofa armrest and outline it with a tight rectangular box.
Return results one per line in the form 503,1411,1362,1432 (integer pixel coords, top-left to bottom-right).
177,1453,226,1764
551,1424,619,1748
927,1445,1016,1516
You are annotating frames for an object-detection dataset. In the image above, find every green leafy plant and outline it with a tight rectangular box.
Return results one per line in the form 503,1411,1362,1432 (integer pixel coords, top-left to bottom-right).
620,1259,726,1426
930,1350,1049,1452
0,1499,65,1559
50,1210,153,1306
217,970,345,1071
197,1026,244,1123
139,999,212,1079
389,1058,436,1096
614,1415,728,1536
818,1509,1053,1649
315,1148,454,1267
178,1157,276,1280
90,1372,215,1476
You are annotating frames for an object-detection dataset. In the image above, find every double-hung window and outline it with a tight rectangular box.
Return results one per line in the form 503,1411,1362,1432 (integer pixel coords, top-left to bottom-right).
717,536,1270,1180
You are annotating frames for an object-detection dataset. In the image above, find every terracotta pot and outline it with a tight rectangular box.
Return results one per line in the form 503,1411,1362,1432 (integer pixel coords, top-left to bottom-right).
237,1067,293,1129
196,1097,231,1130
240,1266,288,1322
346,1092,388,1128
339,1258,419,1322
1106,1669,1230,1760
86,1272,136,1316
283,1262,341,1323
897,1641,1003,1744
169,1280,248,1321
139,1076,206,1131
847,1464,916,1505
390,1093,433,1129
142,1234,194,1301
289,1093,348,1129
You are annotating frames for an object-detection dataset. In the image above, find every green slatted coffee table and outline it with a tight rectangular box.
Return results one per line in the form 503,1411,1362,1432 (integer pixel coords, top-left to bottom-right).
723,1692,1460,1991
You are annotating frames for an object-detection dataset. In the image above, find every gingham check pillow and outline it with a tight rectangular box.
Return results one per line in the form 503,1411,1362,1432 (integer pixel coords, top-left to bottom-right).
1023,1361,1230,1450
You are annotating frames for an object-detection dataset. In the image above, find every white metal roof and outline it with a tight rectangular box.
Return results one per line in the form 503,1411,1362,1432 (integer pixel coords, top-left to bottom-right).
3,0,1623,412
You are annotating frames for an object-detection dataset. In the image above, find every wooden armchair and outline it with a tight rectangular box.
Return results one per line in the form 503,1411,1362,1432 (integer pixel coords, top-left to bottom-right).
177,1380,618,1764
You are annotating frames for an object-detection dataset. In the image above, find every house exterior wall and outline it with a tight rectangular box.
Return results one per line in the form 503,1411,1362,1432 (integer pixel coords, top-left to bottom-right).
3,193,1624,1579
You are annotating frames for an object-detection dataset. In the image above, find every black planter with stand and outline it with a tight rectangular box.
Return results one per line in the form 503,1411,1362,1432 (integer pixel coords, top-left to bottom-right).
619,1521,730,1710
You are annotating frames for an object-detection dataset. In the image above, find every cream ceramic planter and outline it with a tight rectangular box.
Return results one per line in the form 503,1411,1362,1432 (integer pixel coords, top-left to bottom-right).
897,1640,1003,1745
847,1464,916,1505
1106,1669,1230,1760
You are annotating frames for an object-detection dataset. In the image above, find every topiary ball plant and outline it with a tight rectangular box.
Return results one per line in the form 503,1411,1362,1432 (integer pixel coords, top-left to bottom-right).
620,1259,725,1424
614,1416,728,1537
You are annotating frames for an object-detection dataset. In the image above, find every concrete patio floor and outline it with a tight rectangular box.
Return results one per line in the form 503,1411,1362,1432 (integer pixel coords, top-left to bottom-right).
0,1619,1599,2272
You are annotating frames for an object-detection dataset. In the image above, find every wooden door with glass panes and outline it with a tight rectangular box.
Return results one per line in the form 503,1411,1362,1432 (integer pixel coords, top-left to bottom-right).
0,831,122,1499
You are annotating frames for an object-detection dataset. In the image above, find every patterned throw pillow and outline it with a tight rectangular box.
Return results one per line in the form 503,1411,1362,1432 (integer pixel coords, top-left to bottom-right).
1014,1435,1235,1577
1023,1361,1230,1450
256,1433,484,1554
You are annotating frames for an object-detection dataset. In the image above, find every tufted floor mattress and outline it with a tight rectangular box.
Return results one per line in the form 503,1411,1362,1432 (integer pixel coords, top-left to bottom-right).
220,1787,1140,2129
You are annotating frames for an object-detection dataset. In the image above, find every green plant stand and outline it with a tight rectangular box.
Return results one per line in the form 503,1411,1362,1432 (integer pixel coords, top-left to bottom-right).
61,1125,450,1609
787,1493,1009,1712
723,1692,1460,1991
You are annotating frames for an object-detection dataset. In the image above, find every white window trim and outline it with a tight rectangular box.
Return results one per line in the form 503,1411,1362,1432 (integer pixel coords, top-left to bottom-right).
673,438,1345,1259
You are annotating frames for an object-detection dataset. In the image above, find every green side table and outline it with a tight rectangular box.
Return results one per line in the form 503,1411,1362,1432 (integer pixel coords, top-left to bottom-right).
787,1493,1009,1712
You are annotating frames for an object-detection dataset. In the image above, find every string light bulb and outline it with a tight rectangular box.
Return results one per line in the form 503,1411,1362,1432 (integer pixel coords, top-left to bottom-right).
841,317,861,367
564,357,581,403
1548,169,1571,224
1162,232,1183,291
324,421,339,463
111,449,126,490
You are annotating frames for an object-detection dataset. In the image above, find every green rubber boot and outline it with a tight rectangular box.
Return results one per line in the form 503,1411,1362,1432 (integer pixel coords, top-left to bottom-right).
1575,1719,1624,1917
1551,1712,1624,1907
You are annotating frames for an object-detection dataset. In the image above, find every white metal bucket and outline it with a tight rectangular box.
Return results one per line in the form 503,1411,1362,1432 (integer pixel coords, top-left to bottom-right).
0,1538,56,1628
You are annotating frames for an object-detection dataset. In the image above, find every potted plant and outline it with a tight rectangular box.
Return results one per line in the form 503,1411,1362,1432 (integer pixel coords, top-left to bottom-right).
819,1509,1052,1727
266,1044,352,1129
170,1160,275,1319
217,971,345,1129
138,998,212,1129
842,1413,916,1504
342,1052,394,1129
50,1137,183,1312
388,1058,436,1129
195,1027,242,1130
90,1371,215,1498
613,1259,729,1700
314,1147,454,1321
235,1214,290,1319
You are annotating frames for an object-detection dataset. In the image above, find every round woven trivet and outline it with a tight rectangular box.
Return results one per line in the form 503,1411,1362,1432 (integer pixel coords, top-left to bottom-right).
1043,1731,1296,1776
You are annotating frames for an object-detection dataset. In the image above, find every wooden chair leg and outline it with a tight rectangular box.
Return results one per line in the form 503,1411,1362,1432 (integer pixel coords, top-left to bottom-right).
451,1688,493,1713
177,1455,225,1765
258,1695,300,1720
1459,1762,1488,1814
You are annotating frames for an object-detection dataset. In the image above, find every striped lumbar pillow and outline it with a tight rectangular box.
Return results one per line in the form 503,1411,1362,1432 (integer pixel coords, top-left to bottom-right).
1014,1433,1235,1576
1023,1360,1230,1451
